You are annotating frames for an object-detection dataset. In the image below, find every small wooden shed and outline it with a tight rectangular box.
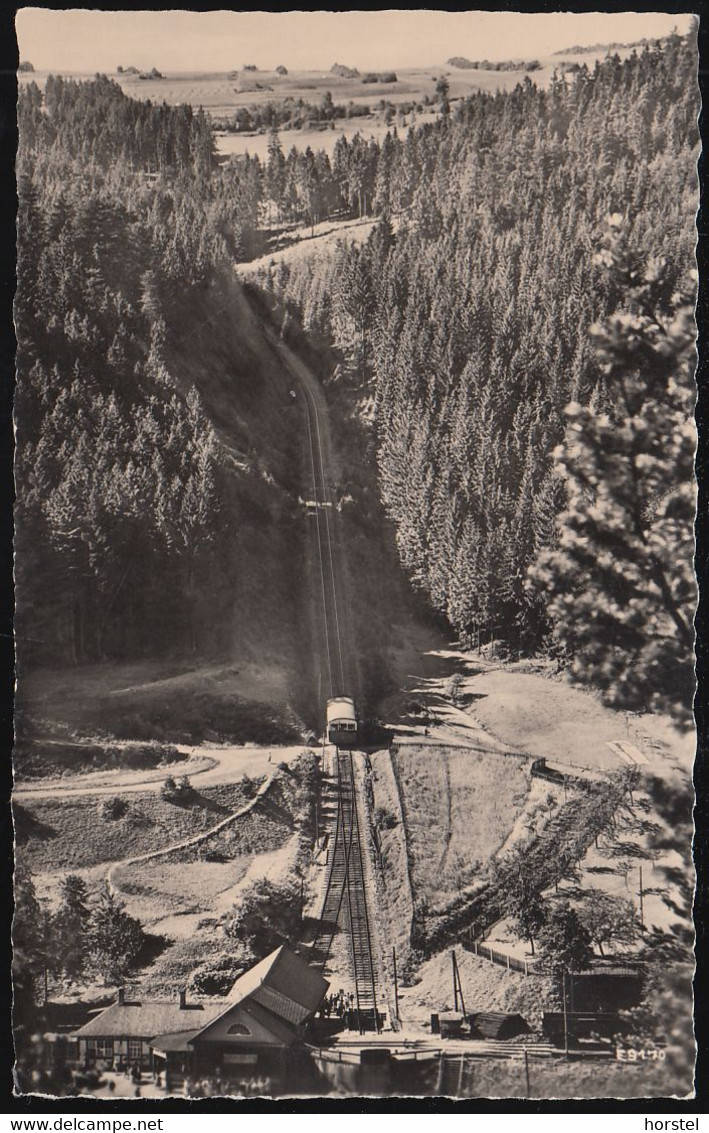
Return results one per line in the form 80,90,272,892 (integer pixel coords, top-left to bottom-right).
438,1011,465,1038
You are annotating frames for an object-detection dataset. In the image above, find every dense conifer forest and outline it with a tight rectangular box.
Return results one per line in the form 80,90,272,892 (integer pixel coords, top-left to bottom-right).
16,33,698,721
16,77,297,667
261,34,698,719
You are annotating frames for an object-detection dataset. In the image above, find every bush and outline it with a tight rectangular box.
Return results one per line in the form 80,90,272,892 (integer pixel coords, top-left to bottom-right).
162,774,193,803
99,796,128,821
374,805,398,830
241,775,260,800
398,949,425,987
162,776,178,800
225,877,303,957
189,947,254,996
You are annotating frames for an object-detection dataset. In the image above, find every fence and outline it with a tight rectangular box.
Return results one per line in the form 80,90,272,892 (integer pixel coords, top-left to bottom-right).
463,938,541,976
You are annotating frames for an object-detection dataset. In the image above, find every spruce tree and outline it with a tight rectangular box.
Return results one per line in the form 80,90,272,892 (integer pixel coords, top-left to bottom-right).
529,220,696,721
87,884,146,982
52,875,90,978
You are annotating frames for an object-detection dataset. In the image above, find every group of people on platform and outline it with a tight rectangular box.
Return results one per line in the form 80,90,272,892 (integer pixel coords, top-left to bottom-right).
320,988,356,1019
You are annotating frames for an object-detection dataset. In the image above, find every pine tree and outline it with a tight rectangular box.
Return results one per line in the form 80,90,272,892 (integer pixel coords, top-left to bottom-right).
529,220,696,721
52,874,90,978
12,864,47,1029
87,884,146,982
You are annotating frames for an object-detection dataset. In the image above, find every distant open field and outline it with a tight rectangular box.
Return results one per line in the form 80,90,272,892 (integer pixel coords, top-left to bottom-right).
19,63,534,118
214,117,428,162
18,46,641,162
465,663,695,778
16,657,304,746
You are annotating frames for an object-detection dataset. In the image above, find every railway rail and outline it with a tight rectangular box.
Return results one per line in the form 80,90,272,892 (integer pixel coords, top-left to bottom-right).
297,348,347,699
269,327,382,1030
311,749,382,1033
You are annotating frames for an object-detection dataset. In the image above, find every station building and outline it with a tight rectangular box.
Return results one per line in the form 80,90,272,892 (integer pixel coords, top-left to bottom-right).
73,946,328,1093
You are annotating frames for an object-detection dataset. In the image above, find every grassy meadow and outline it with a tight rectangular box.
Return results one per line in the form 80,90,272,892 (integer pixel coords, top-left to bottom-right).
391,746,530,910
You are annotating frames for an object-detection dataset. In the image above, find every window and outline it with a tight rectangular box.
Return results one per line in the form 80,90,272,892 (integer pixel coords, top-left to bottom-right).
88,1039,113,1059
128,1040,143,1061
226,1023,251,1035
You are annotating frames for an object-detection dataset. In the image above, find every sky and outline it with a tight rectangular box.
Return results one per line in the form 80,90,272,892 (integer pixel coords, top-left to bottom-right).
16,8,696,73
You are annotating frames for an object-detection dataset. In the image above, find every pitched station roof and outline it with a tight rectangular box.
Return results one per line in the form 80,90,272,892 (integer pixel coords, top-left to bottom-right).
227,945,328,1022
193,945,329,1042
73,947,328,1048
74,1000,228,1039
149,1029,206,1054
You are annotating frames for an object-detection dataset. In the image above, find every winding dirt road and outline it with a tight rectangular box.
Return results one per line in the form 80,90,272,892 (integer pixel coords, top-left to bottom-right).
13,744,306,800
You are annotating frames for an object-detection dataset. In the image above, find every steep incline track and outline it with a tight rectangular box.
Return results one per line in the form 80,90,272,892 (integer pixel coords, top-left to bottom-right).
258,318,381,1027
311,750,381,1032
262,326,357,706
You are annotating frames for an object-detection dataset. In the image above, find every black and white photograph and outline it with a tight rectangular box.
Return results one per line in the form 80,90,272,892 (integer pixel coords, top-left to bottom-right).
11,6,701,1102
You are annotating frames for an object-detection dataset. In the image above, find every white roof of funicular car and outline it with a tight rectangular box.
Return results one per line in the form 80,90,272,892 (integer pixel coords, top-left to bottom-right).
326,697,356,724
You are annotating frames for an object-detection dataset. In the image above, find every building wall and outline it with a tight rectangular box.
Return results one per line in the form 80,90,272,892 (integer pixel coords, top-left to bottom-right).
193,1002,290,1046
78,1037,152,1069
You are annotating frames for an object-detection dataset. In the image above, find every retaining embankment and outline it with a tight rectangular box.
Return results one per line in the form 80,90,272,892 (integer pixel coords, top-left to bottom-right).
365,749,417,984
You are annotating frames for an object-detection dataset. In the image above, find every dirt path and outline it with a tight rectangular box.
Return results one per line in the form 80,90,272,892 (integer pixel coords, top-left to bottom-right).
13,744,306,800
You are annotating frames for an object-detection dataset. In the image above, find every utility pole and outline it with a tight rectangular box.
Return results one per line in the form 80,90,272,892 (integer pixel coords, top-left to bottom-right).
562,970,569,1060
393,947,399,1023
639,865,645,932
451,951,466,1017
524,1049,531,1097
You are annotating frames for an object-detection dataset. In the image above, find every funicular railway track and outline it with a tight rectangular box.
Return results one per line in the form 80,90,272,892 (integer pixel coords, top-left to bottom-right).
272,328,382,1031
311,749,381,1033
